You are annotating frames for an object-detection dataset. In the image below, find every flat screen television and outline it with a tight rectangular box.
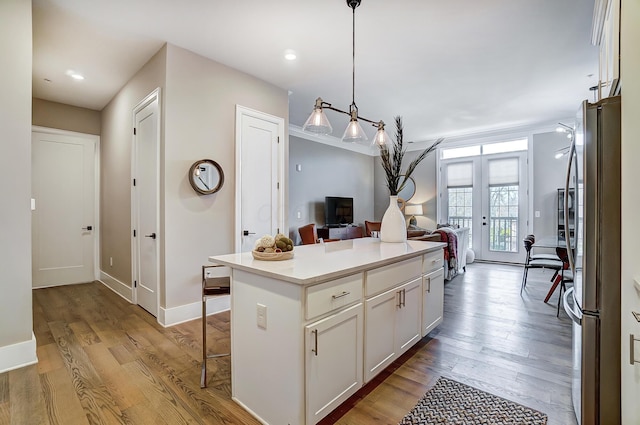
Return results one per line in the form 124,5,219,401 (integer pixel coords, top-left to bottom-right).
325,196,353,227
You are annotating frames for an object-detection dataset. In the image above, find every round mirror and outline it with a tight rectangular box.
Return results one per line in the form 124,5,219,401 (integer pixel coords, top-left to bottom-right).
189,159,224,195
397,176,416,202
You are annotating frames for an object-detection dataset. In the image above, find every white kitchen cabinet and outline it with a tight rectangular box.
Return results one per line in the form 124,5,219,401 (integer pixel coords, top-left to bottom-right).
364,276,423,383
305,303,363,425
211,238,445,425
593,0,620,99
422,267,444,337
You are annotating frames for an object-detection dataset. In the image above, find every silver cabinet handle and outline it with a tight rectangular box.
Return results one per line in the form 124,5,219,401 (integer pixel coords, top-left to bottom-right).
563,287,581,325
402,288,406,307
427,277,431,293
312,329,318,356
397,290,402,308
631,334,640,365
331,291,350,300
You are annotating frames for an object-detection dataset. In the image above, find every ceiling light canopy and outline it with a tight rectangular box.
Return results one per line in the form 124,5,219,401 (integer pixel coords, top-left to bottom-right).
302,0,391,147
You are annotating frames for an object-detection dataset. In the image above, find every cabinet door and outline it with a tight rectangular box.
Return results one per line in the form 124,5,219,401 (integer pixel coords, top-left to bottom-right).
363,287,399,383
422,267,444,337
305,303,363,425
396,277,423,354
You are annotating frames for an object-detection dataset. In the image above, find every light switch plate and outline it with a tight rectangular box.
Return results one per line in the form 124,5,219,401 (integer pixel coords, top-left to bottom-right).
257,303,267,329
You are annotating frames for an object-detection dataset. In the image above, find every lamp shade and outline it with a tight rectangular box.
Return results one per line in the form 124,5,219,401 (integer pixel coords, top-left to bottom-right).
373,126,392,147
303,107,333,135
405,204,423,216
342,119,368,143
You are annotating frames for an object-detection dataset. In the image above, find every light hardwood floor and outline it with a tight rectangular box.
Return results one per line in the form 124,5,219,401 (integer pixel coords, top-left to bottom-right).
1,262,576,425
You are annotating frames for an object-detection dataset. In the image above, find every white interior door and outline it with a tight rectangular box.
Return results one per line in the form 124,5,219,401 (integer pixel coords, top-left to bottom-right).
235,106,285,252
32,129,97,288
132,90,160,316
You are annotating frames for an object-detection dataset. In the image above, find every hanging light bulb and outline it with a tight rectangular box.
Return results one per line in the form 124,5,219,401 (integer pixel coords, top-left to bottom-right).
342,105,368,143
302,98,333,134
372,121,392,147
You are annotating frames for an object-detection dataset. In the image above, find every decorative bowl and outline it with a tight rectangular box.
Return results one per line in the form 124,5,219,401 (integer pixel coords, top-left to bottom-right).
251,250,294,261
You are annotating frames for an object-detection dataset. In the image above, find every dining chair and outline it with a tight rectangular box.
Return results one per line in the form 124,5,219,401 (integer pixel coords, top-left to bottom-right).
520,237,563,294
525,234,562,262
364,220,381,237
544,247,574,317
298,223,339,244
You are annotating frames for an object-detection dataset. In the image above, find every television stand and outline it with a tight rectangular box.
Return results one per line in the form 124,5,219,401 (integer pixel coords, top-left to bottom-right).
318,225,363,241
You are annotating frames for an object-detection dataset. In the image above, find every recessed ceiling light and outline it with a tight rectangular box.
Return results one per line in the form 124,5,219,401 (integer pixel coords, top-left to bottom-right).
284,50,297,61
65,70,85,80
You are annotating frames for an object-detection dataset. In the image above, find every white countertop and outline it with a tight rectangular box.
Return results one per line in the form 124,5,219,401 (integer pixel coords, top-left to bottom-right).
209,238,445,286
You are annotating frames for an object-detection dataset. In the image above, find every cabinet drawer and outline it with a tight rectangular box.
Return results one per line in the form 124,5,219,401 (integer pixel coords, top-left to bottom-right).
306,273,363,320
422,249,443,274
365,256,422,297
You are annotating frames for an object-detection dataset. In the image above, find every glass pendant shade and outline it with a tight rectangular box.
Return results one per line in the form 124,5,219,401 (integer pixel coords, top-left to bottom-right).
302,107,333,135
342,119,368,143
373,127,392,147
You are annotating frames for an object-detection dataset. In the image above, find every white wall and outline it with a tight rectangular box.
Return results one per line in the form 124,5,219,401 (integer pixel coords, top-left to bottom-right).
288,136,374,243
100,45,167,299
620,0,640,421
0,0,37,371
163,44,288,312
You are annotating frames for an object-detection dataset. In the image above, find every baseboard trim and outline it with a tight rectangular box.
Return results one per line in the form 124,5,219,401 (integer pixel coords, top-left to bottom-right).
99,270,133,302
159,295,230,327
0,332,38,373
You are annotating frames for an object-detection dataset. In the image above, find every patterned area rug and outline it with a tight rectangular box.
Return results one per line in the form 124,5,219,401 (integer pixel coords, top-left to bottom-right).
399,377,548,425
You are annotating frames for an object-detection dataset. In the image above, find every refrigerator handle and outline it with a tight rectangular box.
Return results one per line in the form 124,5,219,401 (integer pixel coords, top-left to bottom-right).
564,138,577,274
563,287,581,325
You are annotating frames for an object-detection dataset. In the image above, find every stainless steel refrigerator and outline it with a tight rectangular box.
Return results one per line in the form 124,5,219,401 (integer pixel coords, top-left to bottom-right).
563,96,621,425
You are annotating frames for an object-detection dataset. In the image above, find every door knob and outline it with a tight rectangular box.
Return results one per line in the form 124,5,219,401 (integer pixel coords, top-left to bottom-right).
243,230,256,236
82,225,93,231
145,233,157,239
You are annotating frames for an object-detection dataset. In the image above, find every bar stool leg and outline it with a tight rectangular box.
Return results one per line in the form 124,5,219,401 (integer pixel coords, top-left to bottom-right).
201,289,207,388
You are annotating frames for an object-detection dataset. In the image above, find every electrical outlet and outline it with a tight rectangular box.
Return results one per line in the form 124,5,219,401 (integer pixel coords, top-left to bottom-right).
534,210,541,218
297,211,301,219
257,303,267,329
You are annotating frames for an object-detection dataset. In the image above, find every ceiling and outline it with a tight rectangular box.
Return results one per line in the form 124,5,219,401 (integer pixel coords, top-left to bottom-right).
32,0,599,144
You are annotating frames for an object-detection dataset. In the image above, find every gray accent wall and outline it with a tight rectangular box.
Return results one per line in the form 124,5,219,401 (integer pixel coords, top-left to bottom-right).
531,130,570,239
288,136,374,244
373,149,439,231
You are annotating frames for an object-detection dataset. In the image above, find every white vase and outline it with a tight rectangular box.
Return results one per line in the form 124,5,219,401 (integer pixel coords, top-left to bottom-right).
380,195,407,243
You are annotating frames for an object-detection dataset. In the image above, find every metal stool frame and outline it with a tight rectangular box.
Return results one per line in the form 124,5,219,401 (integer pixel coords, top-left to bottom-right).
200,264,230,388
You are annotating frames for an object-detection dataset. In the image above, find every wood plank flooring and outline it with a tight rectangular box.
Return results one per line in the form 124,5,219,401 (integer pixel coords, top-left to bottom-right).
1,262,576,425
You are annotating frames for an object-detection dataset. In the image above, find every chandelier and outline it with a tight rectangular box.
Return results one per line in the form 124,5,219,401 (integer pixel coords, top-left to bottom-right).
302,0,392,146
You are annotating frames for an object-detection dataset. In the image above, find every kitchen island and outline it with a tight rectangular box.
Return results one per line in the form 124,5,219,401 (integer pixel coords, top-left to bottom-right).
209,238,445,425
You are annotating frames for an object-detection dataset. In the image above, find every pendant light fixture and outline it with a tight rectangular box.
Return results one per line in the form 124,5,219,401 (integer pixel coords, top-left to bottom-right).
302,0,391,147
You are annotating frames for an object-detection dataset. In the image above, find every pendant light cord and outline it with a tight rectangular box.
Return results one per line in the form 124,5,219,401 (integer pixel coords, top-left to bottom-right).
352,5,356,107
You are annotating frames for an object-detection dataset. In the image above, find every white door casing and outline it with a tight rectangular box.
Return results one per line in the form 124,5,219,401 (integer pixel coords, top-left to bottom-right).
235,106,286,252
31,128,99,288
132,89,160,317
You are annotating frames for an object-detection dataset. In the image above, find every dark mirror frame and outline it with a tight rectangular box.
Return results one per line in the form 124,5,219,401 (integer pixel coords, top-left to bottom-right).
188,159,224,195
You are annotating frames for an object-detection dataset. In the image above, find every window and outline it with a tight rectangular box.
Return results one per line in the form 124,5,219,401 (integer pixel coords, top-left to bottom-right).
445,162,473,246
487,158,519,252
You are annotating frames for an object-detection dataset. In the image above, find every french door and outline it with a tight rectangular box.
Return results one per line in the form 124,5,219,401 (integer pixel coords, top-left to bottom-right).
440,151,528,263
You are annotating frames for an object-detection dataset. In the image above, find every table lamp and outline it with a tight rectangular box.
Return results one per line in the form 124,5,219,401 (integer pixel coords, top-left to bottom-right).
405,204,423,227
